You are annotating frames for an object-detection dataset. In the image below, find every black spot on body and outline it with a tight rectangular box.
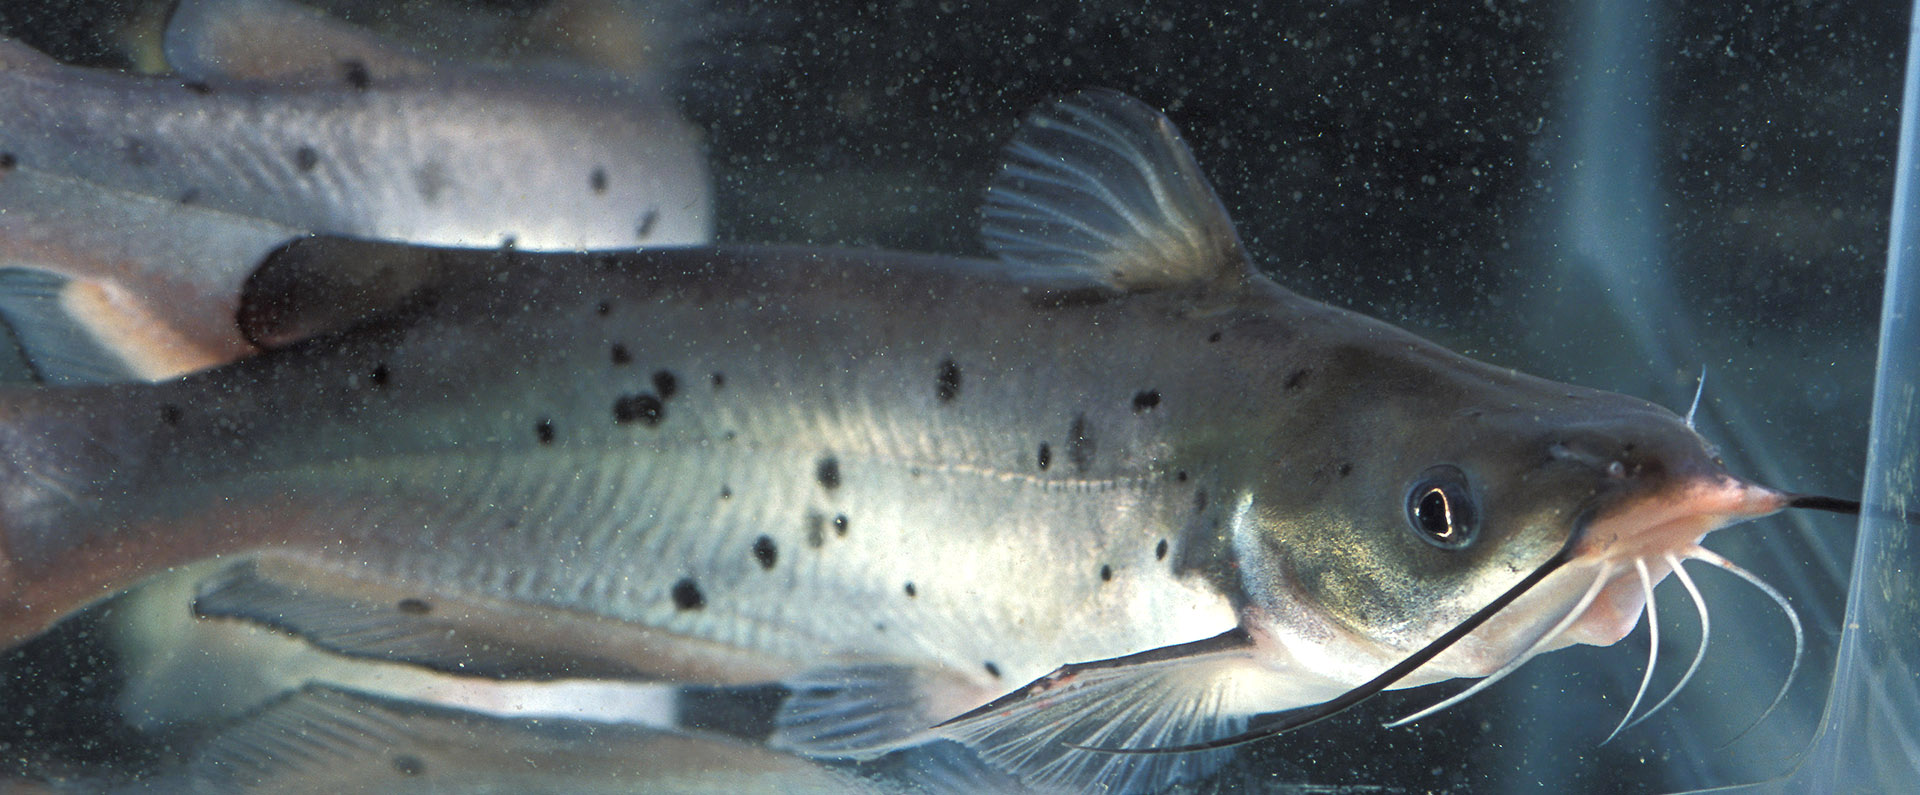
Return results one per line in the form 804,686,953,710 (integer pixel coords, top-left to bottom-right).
368,363,389,388
653,370,678,400
396,598,431,616
1207,331,1223,343
711,372,726,389
614,393,664,425
984,661,1002,678
752,536,778,570
182,80,212,95
833,515,849,536
500,235,517,250
1338,462,1353,478
1131,390,1160,413
159,404,183,427
392,755,425,776
177,188,201,205
535,419,555,445
720,485,732,499
1195,490,1208,513
1068,414,1095,472
340,59,372,89
816,457,841,490
1037,442,1051,470
610,343,631,365
904,582,917,598
0,152,16,170
636,209,659,239
1284,369,1310,391
596,301,613,316
1099,564,1113,582
936,359,961,402
671,578,705,610
590,167,608,194
294,146,320,173
1176,470,1189,482
1156,539,1169,560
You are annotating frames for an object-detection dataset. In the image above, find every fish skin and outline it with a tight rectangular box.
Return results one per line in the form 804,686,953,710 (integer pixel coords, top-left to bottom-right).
0,92,1797,791
0,36,709,251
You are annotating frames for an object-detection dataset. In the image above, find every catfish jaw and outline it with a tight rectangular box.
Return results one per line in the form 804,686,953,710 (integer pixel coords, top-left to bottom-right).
1210,311,1796,689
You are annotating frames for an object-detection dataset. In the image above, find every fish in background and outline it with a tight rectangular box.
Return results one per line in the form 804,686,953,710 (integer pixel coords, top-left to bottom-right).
0,0,711,382
0,0,720,781
0,91,1858,793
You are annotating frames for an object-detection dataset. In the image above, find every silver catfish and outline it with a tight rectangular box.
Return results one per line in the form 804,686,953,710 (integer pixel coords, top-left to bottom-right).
0,92,1850,792
0,0,709,381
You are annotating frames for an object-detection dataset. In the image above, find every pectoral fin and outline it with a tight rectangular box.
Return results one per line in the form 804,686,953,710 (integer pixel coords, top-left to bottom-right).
933,629,1268,794
193,555,800,686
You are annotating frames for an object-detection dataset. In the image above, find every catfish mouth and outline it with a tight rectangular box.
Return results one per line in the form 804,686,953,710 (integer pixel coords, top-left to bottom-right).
1553,475,1791,648
1076,482,1860,756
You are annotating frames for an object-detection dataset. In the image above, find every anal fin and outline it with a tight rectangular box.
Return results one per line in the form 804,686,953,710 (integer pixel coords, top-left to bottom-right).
144,684,879,794
193,555,800,685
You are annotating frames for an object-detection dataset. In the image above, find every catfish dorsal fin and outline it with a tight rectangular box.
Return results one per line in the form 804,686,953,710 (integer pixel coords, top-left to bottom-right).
982,89,1251,292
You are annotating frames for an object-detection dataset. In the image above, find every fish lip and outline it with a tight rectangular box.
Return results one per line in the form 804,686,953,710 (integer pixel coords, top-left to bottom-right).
1574,473,1788,562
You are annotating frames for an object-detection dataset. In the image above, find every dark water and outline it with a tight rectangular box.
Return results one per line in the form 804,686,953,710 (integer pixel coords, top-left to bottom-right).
0,1,1900,792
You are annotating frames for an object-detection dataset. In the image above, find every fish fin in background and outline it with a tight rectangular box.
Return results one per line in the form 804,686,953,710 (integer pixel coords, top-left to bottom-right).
0,166,290,379
140,684,880,795
164,0,441,84
193,556,800,686
930,629,1262,794
982,88,1251,293
0,270,141,383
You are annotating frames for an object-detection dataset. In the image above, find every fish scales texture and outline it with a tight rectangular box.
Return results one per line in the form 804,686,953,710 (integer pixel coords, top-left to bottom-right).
0,246,1243,688
0,39,706,249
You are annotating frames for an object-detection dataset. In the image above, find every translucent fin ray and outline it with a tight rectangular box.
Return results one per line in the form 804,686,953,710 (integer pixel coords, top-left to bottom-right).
982,89,1250,291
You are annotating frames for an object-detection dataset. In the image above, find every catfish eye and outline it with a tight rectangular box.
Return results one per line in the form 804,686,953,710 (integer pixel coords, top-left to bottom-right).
1407,465,1476,549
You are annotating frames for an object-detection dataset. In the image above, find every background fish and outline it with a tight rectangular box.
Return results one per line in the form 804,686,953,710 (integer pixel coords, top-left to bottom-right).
0,0,710,381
